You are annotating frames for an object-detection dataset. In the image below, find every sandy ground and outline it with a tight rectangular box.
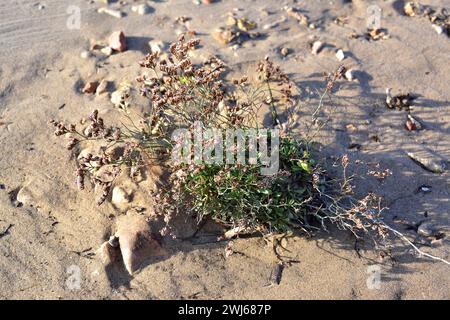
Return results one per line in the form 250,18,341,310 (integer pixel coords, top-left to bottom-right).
0,0,449,299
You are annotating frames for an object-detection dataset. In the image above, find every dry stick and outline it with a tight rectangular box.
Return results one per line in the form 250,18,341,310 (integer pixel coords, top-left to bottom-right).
371,198,450,266
321,191,450,266
379,221,450,266
311,89,329,121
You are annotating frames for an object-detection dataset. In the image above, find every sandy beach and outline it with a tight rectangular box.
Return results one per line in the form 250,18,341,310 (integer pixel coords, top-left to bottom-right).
0,0,449,299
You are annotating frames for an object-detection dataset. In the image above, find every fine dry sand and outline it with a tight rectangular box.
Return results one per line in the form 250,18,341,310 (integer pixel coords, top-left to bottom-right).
0,0,449,299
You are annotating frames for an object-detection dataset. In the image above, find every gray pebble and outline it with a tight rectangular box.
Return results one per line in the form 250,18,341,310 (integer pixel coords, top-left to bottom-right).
417,222,436,237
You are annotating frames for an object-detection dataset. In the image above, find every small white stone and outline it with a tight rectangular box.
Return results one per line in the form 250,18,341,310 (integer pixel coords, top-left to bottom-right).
16,187,34,206
137,4,151,15
263,23,277,30
432,24,444,35
80,51,91,59
336,49,345,61
344,69,355,81
311,41,323,55
96,79,109,95
110,91,122,106
110,87,129,106
148,40,164,54
112,187,130,205
417,222,436,237
98,7,124,19
100,46,113,56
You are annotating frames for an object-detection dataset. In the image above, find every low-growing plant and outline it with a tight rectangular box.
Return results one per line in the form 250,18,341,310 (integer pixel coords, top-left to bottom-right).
50,35,450,265
180,136,317,232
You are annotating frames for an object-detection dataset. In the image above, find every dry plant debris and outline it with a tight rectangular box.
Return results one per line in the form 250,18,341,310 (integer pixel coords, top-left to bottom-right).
349,28,390,41
385,88,417,110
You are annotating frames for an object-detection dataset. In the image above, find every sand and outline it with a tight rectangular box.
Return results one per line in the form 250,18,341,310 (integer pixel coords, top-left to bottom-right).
0,0,449,299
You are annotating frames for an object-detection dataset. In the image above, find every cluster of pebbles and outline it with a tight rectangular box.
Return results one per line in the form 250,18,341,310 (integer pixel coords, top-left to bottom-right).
404,2,450,36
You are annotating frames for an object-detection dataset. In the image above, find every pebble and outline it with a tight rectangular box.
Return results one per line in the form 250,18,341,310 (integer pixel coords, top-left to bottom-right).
132,4,151,15
226,15,237,27
108,235,119,247
344,69,355,81
110,85,130,106
115,213,166,274
432,24,444,35
148,40,164,54
417,222,436,237
311,41,323,55
97,240,119,266
406,114,423,131
96,79,109,95
212,28,234,45
404,2,418,17
224,226,245,239
100,46,113,56
407,151,447,173
111,90,122,106
286,7,308,26
111,186,130,205
280,47,290,57
336,49,345,61
263,22,278,30
16,186,34,206
417,185,432,193
98,7,124,19
108,31,127,52
80,50,91,59
236,18,257,31
82,81,99,94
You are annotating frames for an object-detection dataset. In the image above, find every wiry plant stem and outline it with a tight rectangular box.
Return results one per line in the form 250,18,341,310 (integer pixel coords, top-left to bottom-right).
377,221,450,266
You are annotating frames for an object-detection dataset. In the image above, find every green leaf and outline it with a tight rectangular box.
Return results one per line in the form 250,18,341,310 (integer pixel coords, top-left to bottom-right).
297,160,312,173
179,76,191,84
